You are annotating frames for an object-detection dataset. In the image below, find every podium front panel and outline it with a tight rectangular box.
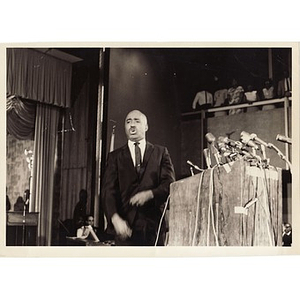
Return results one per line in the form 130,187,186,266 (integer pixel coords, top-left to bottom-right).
6,212,39,246
168,160,282,246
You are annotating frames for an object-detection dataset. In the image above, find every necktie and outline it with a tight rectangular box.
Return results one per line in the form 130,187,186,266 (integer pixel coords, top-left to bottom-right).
134,142,142,174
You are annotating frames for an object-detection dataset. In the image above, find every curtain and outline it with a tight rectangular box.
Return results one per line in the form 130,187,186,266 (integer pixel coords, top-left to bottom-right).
30,103,60,246
7,48,72,108
6,95,36,140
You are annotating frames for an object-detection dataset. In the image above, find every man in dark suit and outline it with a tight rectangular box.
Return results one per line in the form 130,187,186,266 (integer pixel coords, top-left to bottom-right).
282,223,292,247
101,110,175,246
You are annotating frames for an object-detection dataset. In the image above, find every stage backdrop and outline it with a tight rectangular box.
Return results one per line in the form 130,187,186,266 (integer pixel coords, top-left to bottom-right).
106,48,181,177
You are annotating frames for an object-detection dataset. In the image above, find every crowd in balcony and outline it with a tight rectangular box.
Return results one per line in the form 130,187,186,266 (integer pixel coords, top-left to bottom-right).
192,70,291,116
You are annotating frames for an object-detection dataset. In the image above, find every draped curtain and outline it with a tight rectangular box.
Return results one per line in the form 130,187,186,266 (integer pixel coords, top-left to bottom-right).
6,95,36,140
7,48,72,108
7,48,72,246
30,103,60,246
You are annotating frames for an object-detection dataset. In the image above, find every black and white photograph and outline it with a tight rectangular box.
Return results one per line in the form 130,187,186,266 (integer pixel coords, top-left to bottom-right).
1,44,298,255
2,2,300,298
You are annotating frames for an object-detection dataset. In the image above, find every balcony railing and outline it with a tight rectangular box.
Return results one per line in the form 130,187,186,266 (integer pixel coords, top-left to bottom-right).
182,97,291,117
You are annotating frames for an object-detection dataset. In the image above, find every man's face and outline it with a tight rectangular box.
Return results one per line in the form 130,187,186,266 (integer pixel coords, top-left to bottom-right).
285,224,292,233
87,217,94,226
125,110,148,142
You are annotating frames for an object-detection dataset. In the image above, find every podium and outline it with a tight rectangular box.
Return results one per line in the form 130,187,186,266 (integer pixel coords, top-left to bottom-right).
168,159,283,246
6,212,39,246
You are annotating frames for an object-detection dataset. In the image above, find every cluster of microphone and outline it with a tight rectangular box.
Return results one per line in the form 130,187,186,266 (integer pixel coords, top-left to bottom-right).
187,131,292,175
207,131,292,169
203,132,270,169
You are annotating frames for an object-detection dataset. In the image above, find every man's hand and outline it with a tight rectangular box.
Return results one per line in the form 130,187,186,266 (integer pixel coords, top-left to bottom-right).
111,213,132,240
129,190,154,206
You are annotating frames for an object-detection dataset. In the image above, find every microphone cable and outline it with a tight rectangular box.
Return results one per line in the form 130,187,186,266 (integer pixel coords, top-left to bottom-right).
207,166,219,246
192,171,204,246
154,195,170,246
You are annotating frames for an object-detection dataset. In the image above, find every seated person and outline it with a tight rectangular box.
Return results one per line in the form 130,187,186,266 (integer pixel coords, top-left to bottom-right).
277,70,291,98
213,88,228,116
85,215,99,236
227,79,244,115
262,79,274,99
245,84,259,112
6,195,11,212
73,189,87,225
282,223,292,247
262,79,275,110
76,215,99,242
14,196,25,211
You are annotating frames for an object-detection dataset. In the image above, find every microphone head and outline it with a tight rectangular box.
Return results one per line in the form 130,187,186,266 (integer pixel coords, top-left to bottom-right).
240,131,251,143
205,132,216,143
217,136,226,143
240,131,259,150
217,137,228,152
186,160,193,166
276,134,292,144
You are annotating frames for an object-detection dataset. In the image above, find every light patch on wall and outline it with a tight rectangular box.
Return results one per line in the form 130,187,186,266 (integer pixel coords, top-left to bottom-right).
6,134,34,209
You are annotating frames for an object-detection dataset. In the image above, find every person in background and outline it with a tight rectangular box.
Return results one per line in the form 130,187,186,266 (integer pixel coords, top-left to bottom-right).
6,194,11,212
245,84,259,112
85,215,99,237
101,110,175,246
262,79,275,99
262,79,276,110
73,189,88,226
213,82,228,116
192,90,213,110
227,78,245,115
282,223,292,247
23,189,30,211
277,70,291,98
14,196,25,211
76,215,100,242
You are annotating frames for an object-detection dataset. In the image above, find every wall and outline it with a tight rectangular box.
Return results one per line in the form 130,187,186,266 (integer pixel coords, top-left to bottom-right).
181,107,292,224
6,134,34,210
106,48,181,177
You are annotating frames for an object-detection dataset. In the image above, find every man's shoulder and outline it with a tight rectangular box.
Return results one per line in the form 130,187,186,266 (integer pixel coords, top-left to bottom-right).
147,142,167,152
109,144,128,155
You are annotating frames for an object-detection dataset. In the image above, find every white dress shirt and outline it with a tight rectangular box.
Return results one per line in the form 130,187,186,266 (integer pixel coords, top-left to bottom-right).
128,139,146,166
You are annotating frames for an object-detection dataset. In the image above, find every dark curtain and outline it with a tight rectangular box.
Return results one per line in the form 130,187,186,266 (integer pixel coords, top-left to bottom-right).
6,95,36,140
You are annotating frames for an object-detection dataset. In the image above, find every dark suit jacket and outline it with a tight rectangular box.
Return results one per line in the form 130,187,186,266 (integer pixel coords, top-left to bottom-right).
101,142,175,236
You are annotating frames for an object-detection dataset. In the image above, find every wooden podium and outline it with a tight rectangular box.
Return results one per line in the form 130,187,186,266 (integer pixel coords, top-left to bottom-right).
6,212,39,246
168,159,283,246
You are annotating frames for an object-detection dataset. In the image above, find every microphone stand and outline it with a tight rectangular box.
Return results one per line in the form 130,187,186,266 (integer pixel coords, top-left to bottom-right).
267,143,292,173
190,167,195,176
22,203,26,246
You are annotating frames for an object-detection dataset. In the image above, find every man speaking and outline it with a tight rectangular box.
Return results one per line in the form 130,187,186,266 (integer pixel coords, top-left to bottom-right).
101,110,175,246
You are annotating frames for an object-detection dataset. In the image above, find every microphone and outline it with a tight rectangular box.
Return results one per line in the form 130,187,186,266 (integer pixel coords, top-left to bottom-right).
260,144,267,160
205,132,216,144
187,160,203,172
240,131,259,150
205,132,221,166
217,137,233,163
217,137,228,152
249,133,269,148
218,136,244,150
203,148,212,169
276,134,292,144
